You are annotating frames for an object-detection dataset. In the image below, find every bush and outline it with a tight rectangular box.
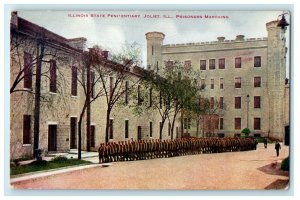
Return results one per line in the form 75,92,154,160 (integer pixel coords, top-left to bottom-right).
52,156,68,163
241,128,251,136
281,156,289,171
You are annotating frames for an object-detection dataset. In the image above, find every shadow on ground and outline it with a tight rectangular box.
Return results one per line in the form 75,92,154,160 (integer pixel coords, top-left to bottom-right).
257,162,289,177
264,179,289,190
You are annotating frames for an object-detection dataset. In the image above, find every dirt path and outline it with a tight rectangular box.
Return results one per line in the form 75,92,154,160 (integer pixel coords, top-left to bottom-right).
11,143,289,190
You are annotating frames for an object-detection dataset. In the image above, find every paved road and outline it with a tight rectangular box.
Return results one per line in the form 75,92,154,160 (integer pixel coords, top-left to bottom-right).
11,143,289,190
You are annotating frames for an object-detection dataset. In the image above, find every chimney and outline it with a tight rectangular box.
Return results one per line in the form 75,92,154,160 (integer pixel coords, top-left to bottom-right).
68,37,87,51
217,36,225,42
236,35,245,41
11,11,18,28
101,50,109,59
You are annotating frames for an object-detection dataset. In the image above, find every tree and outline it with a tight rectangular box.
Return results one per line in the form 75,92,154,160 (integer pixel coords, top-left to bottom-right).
195,98,225,137
242,128,251,137
93,43,143,143
133,61,199,139
10,15,80,157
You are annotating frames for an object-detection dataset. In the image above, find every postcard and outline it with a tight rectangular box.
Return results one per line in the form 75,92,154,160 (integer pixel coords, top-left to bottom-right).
9,10,290,190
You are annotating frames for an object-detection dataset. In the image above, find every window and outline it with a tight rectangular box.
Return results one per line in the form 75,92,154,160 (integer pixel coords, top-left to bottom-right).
235,118,241,130
50,60,57,93
150,121,153,137
151,45,154,55
235,77,241,88
159,91,162,109
184,60,191,70
23,52,32,89
219,97,224,109
219,58,225,69
168,122,171,136
235,97,241,109
200,79,206,90
235,57,241,68
23,115,31,144
254,118,261,130
210,79,214,89
184,118,191,129
125,81,129,105
109,119,113,139
254,96,261,108
125,120,129,139
165,60,174,70
220,78,224,89
220,118,224,130
71,66,77,96
200,60,206,70
254,56,261,67
210,97,214,109
109,76,114,98
209,59,215,69
254,77,261,87
91,71,95,98
138,85,142,105
149,88,152,107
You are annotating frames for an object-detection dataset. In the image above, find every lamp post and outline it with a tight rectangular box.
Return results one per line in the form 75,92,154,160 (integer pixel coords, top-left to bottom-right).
246,94,250,129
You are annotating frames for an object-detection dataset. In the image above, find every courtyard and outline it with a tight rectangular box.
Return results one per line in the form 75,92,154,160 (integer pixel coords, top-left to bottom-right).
11,143,289,190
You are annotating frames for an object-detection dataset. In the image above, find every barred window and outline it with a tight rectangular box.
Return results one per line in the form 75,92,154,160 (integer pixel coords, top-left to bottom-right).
184,60,191,70
200,60,206,70
219,97,224,109
254,77,261,87
235,97,241,109
209,59,215,70
211,79,214,89
219,58,225,69
210,97,214,109
235,57,241,68
254,96,261,108
235,77,241,88
235,118,241,130
220,78,224,89
254,56,261,67
254,118,261,130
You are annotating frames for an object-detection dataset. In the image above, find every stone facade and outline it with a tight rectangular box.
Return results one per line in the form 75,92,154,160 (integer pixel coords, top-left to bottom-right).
146,20,289,140
10,13,174,160
10,13,289,160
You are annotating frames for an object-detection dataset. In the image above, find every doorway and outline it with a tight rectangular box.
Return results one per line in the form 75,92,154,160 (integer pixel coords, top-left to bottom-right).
70,117,77,149
48,124,57,151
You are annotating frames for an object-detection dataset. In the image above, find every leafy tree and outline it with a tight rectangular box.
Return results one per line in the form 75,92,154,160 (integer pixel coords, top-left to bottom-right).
242,128,251,137
93,43,143,143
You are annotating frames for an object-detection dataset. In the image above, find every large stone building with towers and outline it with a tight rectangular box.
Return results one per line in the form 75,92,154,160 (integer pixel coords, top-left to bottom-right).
10,12,290,160
145,19,290,142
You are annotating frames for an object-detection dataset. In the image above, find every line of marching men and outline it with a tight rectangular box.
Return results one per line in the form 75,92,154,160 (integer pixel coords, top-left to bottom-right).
98,137,257,163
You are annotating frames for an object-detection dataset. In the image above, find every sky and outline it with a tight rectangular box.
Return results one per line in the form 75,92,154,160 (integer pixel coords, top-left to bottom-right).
18,10,290,70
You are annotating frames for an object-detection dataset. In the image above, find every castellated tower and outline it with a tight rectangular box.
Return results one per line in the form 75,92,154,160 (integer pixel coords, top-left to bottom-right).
266,20,288,140
145,32,165,72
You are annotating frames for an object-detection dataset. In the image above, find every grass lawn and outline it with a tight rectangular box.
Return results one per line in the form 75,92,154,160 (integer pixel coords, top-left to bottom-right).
11,157,92,176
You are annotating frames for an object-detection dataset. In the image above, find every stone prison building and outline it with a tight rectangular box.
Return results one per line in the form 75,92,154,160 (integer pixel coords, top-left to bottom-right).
10,12,290,159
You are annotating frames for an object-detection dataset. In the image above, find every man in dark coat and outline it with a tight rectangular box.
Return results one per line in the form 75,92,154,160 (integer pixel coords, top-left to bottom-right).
275,141,281,157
